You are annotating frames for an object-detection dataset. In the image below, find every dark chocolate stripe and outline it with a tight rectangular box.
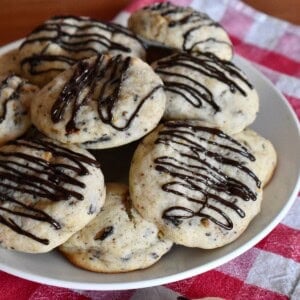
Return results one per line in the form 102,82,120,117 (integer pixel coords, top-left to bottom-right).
0,137,99,244
20,16,144,77
189,37,233,52
20,54,76,75
142,2,232,53
0,76,24,123
154,52,252,112
51,54,163,133
154,121,261,230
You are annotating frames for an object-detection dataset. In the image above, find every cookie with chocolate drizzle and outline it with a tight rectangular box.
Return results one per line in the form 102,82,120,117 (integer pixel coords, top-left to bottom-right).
0,75,39,146
129,121,276,249
60,183,172,273
31,53,166,148
18,15,146,86
0,137,105,253
128,2,233,61
152,52,259,134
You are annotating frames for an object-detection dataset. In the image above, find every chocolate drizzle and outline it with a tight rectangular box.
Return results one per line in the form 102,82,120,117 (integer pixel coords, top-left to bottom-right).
143,2,232,54
154,52,253,112
0,138,99,244
20,16,145,77
21,55,76,76
0,76,24,123
154,122,261,230
51,54,162,133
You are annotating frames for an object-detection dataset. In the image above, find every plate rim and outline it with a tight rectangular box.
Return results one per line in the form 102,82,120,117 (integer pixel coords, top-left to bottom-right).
0,39,299,290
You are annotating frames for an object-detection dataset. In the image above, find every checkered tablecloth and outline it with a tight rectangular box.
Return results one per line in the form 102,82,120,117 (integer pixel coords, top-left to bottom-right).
0,0,299,299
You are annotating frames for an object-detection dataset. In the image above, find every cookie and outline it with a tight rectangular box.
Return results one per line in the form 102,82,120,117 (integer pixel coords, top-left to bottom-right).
128,2,232,61
152,52,259,134
0,49,21,77
0,75,39,145
0,137,105,253
59,183,173,273
31,54,166,148
129,121,265,249
234,128,277,187
19,16,146,86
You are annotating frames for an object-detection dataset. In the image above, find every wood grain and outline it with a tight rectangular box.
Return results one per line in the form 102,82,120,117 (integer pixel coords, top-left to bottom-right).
0,0,299,46
0,0,130,46
244,0,300,25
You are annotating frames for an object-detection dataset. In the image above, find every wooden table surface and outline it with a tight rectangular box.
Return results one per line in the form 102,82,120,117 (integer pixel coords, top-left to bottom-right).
0,0,299,46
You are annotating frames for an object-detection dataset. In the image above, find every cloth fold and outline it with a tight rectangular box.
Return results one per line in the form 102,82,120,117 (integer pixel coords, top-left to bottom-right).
0,1,299,299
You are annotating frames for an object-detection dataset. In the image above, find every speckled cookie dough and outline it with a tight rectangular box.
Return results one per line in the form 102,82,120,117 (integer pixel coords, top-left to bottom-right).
0,137,105,253
59,183,173,273
19,16,146,86
0,75,39,145
152,52,259,134
31,53,166,148
128,2,233,61
0,49,21,77
129,121,268,249
233,128,277,187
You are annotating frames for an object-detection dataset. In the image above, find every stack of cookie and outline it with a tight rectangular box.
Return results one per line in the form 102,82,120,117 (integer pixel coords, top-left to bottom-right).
0,2,277,273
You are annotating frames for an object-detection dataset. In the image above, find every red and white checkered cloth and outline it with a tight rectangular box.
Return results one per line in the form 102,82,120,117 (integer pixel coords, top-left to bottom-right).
0,0,299,299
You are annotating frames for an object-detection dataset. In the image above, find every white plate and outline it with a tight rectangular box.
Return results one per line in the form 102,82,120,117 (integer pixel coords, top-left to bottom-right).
0,40,299,291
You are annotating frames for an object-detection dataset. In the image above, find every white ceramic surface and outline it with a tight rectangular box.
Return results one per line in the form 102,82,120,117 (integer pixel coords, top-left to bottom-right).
0,40,299,291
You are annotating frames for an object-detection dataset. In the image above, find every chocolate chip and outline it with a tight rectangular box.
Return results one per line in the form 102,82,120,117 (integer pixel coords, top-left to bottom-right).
94,226,114,241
